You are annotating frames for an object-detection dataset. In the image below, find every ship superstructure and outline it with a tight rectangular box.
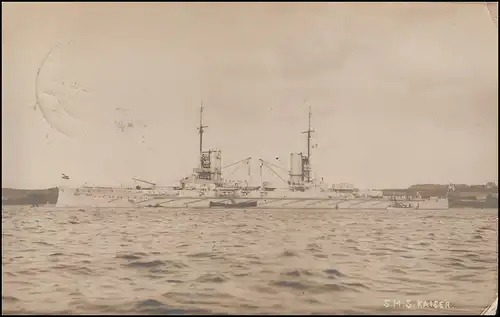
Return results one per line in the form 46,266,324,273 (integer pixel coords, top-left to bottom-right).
57,105,448,210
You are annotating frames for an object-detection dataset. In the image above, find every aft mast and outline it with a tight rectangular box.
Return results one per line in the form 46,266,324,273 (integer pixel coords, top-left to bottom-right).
301,106,315,184
197,101,208,167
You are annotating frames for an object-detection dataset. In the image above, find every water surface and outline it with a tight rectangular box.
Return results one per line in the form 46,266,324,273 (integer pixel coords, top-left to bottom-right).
2,207,498,314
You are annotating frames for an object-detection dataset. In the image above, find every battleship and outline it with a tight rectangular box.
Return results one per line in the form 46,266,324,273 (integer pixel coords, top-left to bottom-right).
57,105,449,210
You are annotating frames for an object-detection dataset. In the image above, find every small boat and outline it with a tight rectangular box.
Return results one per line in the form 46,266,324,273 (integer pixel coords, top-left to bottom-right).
209,200,258,208
146,204,163,208
481,296,498,315
386,199,418,211
386,207,416,211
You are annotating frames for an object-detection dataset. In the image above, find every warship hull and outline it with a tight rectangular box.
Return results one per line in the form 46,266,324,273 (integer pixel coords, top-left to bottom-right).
56,187,448,210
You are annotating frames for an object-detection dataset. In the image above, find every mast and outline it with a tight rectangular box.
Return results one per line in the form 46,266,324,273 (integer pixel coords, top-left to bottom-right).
197,101,208,166
307,106,312,162
301,106,315,183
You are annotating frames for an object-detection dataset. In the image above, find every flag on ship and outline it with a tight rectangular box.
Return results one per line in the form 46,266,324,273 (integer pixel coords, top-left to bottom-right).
448,183,456,192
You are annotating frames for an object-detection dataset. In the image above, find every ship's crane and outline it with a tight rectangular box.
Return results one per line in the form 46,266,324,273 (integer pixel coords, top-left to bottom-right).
222,157,252,179
132,177,156,187
259,158,289,184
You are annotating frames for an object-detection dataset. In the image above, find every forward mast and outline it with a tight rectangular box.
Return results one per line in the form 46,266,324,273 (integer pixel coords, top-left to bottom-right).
195,101,222,184
190,102,251,188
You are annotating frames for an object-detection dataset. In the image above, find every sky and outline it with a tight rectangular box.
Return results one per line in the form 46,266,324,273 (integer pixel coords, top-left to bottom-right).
2,2,498,190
